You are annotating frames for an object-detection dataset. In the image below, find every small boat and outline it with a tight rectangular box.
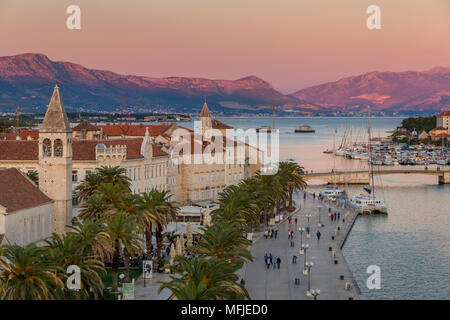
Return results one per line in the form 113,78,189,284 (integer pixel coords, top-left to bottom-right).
295,125,315,133
320,187,345,201
323,149,334,154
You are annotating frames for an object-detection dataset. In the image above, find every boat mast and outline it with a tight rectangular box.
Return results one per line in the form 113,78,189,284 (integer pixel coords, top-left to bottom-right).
367,106,375,198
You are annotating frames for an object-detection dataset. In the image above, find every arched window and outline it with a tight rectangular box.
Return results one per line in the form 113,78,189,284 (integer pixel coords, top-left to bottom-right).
43,138,52,157
54,139,63,157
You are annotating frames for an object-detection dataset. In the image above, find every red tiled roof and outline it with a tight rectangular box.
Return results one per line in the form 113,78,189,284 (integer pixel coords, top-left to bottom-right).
0,168,52,214
17,129,39,140
0,130,39,141
437,110,450,117
73,120,99,132
0,139,168,161
101,124,171,137
212,119,233,129
0,132,17,140
0,140,39,160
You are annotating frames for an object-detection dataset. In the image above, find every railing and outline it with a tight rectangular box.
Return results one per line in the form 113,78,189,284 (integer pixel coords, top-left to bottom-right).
95,145,127,159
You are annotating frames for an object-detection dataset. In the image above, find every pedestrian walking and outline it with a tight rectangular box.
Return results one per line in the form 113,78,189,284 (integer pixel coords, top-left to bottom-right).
304,192,306,199
295,217,298,225
264,229,268,239
338,212,341,220
288,217,292,224
313,193,316,200
334,213,337,221
264,253,268,265
288,230,291,239
317,230,321,240
275,230,278,238
273,260,276,269
270,229,274,238
269,253,273,265
330,213,334,221
276,257,281,269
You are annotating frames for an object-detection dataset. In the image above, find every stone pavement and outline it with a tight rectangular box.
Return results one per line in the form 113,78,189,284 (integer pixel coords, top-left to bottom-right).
134,271,173,300
133,191,363,300
241,191,363,300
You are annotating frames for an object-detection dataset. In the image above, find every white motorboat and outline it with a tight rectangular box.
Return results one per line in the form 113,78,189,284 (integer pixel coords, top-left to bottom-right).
320,187,345,201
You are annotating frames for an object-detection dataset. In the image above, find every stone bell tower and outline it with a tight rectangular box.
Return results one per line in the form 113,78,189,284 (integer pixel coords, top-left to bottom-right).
38,85,73,234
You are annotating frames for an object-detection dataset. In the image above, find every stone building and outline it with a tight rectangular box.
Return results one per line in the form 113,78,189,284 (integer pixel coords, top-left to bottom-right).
0,168,54,246
436,110,450,131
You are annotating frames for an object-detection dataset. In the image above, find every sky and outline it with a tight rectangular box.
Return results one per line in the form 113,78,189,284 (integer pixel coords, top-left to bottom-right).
0,0,449,93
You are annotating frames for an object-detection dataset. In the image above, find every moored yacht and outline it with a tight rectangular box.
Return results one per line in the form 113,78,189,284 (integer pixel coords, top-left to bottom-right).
350,194,388,214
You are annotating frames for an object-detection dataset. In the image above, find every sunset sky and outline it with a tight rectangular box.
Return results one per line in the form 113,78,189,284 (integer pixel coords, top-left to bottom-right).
0,0,449,93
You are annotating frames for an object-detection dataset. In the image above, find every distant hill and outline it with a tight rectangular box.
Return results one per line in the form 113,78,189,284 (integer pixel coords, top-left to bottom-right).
0,53,303,113
290,67,450,113
0,53,448,115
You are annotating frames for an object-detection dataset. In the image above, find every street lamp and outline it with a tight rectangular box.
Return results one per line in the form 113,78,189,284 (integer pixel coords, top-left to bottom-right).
298,227,305,253
310,288,321,300
305,214,312,237
317,205,323,227
302,244,310,273
305,261,314,296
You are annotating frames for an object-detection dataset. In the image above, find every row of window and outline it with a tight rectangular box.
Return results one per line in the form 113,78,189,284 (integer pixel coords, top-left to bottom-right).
194,171,225,183
193,188,222,201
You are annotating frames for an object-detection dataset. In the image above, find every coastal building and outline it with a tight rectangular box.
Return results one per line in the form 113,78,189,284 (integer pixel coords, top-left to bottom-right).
436,111,450,131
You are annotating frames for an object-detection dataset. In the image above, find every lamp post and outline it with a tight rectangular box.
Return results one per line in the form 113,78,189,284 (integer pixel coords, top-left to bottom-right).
302,244,310,274
305,214,312,237
317,205,323,227
310,288,321,300
298,227,305,253
305,261,314,296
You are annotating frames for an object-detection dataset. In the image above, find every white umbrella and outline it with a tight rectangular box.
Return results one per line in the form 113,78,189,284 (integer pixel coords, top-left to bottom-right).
175,236,182,256
203,206,212,227
169,243,176,265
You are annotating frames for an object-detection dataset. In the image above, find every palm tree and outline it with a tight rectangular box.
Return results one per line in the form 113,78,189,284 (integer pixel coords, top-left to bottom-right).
96,166,131,191
44,233,106,299
25,170,39,185
158,256,249,300
277,161,307,211
139,189,178,259
192,221,253,269
0,244,63,300
106,212,143,292
253,171,284,226
115,193,144,282
75,166,131,203
68,219,113,261
75,171,103,202
78,193,109,221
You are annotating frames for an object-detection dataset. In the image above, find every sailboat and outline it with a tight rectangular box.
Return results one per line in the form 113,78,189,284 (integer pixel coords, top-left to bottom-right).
350,107,388,215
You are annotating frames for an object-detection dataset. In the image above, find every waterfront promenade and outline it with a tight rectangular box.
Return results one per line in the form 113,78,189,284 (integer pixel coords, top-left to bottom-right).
241,192,363,300
133,191,363,300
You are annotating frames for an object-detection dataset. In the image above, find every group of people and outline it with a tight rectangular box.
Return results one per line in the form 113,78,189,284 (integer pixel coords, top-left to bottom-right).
264,253,282,270
288,216,298,226
330,212,341,222
287,230,295,239
264,228,278,239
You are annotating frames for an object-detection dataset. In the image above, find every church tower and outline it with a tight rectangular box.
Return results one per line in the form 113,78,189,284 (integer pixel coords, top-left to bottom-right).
199,101,212,135
38,85,73,234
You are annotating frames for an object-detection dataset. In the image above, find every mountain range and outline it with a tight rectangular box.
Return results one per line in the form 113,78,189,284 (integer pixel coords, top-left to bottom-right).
0,53,448,115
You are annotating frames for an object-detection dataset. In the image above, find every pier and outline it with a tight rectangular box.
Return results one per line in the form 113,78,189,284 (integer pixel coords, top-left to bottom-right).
241,192,363,300
304,167,450,184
